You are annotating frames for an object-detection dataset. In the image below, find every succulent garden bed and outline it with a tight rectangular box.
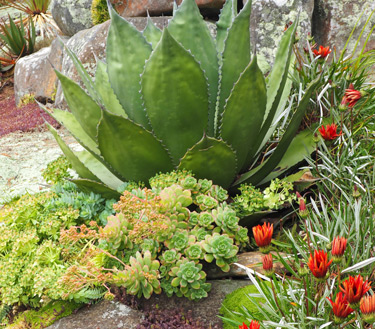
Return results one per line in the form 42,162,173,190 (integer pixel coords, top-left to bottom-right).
1,0,375,328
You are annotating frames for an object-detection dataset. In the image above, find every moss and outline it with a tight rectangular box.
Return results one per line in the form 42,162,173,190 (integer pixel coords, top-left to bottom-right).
17,93,35,108
6,300,82,328
91,0,110,25
220,283,269,329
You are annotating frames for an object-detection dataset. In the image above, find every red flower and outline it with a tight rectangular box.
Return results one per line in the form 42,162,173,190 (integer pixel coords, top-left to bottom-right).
299,197,308,218
340,275,371,306
360,295,375,324
327,292,354,323
331,236,347,263
239,320,260,329
308,250,332,279
252,223,273,253
313,45,331,58
341,84,362,108
318,123,342,141
262,254,274,277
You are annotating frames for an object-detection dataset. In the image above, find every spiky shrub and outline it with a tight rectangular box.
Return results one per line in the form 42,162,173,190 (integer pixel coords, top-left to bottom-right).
45,0,319,198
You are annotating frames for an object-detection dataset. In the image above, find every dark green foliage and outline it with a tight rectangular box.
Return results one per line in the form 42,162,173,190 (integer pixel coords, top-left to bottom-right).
91,0,110,25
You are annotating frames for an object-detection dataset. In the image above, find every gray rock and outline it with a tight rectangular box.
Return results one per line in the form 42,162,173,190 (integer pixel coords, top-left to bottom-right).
14,38,66,106
46,300,143,329
312,0,375,53
245,0,314,65
119,0,225,17
205,251,288,279
51,0,94,37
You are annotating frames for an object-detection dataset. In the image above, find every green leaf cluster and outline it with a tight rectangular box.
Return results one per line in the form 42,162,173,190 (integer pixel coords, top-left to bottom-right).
232,178,296,217
41,155,72,185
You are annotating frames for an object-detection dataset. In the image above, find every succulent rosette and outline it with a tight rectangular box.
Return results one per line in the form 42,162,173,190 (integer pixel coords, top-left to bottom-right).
202,233,238,272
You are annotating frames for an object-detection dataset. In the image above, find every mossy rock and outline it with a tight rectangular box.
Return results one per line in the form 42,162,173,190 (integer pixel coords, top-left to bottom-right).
220,283,269,329
6,300,82,328
91,0,110,25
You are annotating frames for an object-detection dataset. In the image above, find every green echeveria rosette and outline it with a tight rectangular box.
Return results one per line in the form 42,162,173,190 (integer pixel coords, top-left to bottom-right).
198,211,215,229
184,243,204,262
160,249,182,265
191,227,211,242
209,185,228,202
166,231,196,251
196,195,218,211
169,259,210,300
234,227,249,247
159,185,193,211
188,211,199,227
197,179,213,194
140,238,160,258
202,233,239,272
179,176,198,190
212,204,239,234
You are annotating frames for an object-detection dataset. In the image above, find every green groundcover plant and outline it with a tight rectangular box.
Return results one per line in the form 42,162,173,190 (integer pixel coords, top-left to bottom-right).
43,0,320,198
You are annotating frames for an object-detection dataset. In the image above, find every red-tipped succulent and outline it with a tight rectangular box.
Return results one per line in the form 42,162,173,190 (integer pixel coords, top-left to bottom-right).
340,275,371,307
252,223,273,253
327,292,354,324
308,249,332,280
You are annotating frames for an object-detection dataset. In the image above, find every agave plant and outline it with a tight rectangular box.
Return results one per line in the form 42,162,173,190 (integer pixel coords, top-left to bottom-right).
44,0,319,197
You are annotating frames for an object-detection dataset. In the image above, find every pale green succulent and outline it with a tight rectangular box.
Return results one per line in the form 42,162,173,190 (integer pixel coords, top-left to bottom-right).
44,0,319,197
202,233,238,272
212,204,239,234
170,259,210,300
113,251,161,299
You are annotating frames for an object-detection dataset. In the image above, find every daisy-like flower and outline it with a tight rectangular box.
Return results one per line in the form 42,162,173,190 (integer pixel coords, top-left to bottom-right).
331,236,347,263
327,292,354,324
308,249,332,280
360,295,375,324
341,83,363,108
340,275,371,307
313,45,331,59
318,123,342,141
262,254,274,277
252,222,273,253
239,320,261,329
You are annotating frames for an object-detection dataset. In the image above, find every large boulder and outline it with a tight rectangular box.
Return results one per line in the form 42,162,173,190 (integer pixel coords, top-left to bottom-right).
245,0,314,64
46,300,144,329
312,0,375,53
14,38,66,106
119,0,225,17
51,0,94,37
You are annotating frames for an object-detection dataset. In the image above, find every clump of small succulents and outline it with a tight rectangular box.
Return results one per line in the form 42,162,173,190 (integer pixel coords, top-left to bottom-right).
61,171,249,301
232,178,296,217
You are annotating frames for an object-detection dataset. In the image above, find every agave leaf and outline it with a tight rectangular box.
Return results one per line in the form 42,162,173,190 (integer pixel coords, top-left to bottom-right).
62,40,100,104
168,0,219,136
56,70,101,141
46,123,99,182
71,178,121,199
97,110,173,183
257,123,320,185
74,149,124,190
106,3,152,129
250,19,298,159
39,104,99,155
143,16,162,48
233,77,321,188
95,60,127,117
178,136,237,188
216,0,237,55
216,0,251,136
221,55,267,170
141,29,209,165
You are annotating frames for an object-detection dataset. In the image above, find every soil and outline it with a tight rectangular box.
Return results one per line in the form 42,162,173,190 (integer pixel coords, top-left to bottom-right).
0,80,77,206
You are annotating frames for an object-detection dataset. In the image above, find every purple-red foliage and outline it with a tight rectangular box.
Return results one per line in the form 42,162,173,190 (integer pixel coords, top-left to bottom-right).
0,86,59,137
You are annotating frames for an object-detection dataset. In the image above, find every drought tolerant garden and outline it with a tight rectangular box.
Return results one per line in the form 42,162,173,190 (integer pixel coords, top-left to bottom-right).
1,0,375,328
